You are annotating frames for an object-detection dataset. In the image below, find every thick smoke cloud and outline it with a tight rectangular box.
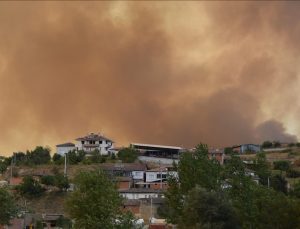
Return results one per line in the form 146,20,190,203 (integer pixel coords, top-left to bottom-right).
0,2,299,155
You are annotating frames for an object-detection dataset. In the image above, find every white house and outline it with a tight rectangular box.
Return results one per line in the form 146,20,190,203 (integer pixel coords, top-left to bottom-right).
56,143,76,156
75,133,114,155
145,167,178,183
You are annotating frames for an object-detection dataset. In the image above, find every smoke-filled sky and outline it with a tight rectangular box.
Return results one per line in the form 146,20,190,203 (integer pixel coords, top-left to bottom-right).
0,2,300,155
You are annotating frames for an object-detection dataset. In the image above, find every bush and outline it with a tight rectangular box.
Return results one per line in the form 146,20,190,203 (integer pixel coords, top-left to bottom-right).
54,174,70,191
262,141,273,148
286,169,300,178
273,141,281,148
273,161,290,171
40,175,55,186
17,176,44,197
290,182,300,198
288,143,295,147
118,148,138,163
270,175,288,194
52,153,63,165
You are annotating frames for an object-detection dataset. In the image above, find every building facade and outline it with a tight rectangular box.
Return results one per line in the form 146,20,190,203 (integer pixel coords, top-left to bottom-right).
75,133,114,155
56,142,75,156
232,144,261,154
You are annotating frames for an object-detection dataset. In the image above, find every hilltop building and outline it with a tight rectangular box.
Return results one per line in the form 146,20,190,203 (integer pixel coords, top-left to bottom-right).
56,133,114,155
232,144,261,154
75,133,114,155
56,142,75,156
131,143,182,158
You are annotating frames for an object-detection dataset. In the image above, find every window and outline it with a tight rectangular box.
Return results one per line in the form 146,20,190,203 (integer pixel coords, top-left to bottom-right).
99,140,102,144
149,174,155,179
157,174,167,179
81,141,84,144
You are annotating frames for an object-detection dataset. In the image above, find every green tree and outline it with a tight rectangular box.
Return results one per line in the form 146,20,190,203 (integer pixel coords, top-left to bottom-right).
67,150,79,165
29,146,51,165
165,143,300,229
273,160,290,172
273,141,281,148
65,170,126,229
290,181,300,198
40,175,55,186
54,174,70,191
225,155,260,228
52,153,63,165
179,186,240,229
90,149,102,163
165,144,223,225
77,150,86,162
286,169,300,178
0,161,7,174
270,174,287,194
0,188,17,225
17,176,44,197
262,141,272,148
253,152,271,186
164,176,184,224
224,147,233,155
178,144,222,193
118,147,138,163
288,143,295,147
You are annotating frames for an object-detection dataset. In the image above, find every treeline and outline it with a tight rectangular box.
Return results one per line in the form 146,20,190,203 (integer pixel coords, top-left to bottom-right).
163,144,300,228
262,140,300,148
1,146,51,167
0,146,139,175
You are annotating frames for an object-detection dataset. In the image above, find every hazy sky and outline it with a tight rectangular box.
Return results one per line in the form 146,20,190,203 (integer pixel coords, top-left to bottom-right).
0,2,299,155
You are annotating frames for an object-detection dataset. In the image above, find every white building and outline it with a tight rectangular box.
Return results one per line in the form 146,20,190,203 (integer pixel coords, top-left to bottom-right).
75,133,114,155
119,188,163,200
145,167,178,183
56,143,76,156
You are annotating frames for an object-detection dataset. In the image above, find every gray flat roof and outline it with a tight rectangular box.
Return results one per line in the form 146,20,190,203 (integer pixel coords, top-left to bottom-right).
131,143,182,150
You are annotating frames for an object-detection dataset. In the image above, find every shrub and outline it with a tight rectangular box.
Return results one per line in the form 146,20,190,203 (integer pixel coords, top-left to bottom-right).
118,148,138,163
17,176,44,197
40,175,55,186
273,161,290,171
262,141,273,148
286,169,300,178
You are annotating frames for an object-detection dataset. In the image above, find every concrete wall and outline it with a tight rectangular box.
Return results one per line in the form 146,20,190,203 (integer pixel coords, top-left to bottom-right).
120,193,161,200
56,146,75,156
132,171,144,180
138,156,179,165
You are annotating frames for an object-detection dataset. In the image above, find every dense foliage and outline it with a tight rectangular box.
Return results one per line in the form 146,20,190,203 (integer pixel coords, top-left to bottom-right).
118,147,138,163
0,188,17,225
17,176,44,197
164,144,300,229
5,146,51,166
65,170,134,229
273,160,291,172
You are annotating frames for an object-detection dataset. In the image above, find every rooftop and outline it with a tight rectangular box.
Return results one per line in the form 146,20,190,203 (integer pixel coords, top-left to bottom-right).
131,143,182,150
119,188,162,193
56,142,75,147
76,133,114,143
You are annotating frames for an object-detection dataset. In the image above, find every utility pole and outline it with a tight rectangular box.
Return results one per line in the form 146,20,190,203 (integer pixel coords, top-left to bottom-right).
159,160,162,189
150,196,153,219
64,153,67,177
